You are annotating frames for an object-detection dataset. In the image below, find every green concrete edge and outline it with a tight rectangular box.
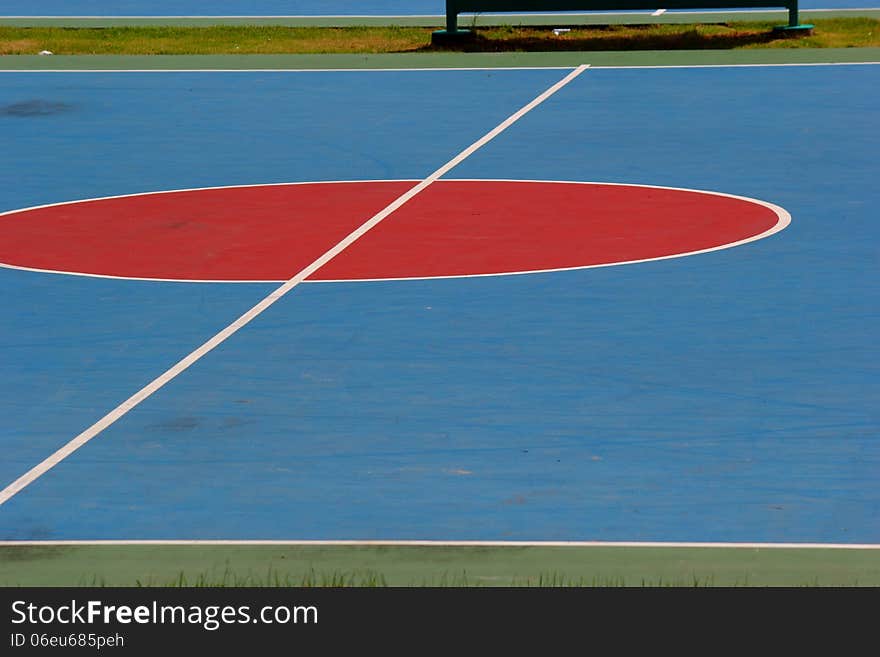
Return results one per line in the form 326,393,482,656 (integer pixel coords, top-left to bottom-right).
1,9,879,27
1,545,879,587
1,47,878,70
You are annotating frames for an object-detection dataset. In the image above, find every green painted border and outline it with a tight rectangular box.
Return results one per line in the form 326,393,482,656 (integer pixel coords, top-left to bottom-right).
1,47,878,70
1,545,878,586
1,9,878,27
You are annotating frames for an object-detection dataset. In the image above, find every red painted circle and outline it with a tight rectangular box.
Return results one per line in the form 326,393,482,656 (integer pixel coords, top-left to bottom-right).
0,180,784,282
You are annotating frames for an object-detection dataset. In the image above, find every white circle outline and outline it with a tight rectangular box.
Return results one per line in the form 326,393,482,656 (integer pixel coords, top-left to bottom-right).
0,179,791,284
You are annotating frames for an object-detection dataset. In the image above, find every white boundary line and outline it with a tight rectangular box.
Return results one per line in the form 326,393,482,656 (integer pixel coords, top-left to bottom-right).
653,5,880,11
0,67,578,73
0,179,791,284
0,62,878,73
593,61,880,69
2,8,878,17
0,64,591,508
0,15,452,19
1,539,879,549
0,13,666,19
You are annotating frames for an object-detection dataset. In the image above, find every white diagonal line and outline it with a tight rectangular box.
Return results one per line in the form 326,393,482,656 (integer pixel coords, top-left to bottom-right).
0,64,590,506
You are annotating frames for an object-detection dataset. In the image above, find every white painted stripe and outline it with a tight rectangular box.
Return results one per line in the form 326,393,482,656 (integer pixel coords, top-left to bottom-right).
592,61,880,70
0,62,877,74
0,178,789,284
0,64,590,507
0,12,659,19
651,8,668,16
0,67,579,73
649,6,880,12
1,8,876,21
1,539,878,549
0,15,451,19
0,8,877,24
797,6,880,9
8,9,880,18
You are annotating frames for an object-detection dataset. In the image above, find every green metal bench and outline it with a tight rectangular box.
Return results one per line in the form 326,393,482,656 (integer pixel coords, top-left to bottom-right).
433,0,812,41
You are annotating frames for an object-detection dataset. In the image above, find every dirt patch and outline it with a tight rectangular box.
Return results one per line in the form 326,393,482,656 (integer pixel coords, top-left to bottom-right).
0,39,39,55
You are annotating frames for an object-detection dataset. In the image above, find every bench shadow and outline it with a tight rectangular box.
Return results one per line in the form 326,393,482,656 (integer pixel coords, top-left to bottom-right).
415,25,784,52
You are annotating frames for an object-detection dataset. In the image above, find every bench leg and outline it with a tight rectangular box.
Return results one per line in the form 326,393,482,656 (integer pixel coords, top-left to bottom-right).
432,2,474,44
773,2,814,33
447,9,458,34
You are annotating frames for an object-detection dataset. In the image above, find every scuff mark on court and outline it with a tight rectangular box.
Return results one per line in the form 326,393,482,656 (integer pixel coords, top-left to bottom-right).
1,100,75,117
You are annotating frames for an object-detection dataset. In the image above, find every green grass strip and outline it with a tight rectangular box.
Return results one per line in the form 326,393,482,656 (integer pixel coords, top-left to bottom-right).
1,18,879,56
1,545,879,587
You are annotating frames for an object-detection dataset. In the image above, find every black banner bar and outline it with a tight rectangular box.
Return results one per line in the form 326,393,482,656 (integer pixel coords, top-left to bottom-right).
1,586,874,654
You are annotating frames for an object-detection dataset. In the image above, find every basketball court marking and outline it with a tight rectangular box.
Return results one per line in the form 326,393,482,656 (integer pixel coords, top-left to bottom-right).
0,179,791,283
2,62,879,75
0,64,590,508
3,7,878,17
0,68,579,73
0,62,876,550
0,13,658,18
588,62,880,69
1,540,879,549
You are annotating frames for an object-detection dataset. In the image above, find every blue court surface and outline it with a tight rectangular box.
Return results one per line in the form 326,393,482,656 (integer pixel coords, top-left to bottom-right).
0,63,878,544
1,0,878,14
